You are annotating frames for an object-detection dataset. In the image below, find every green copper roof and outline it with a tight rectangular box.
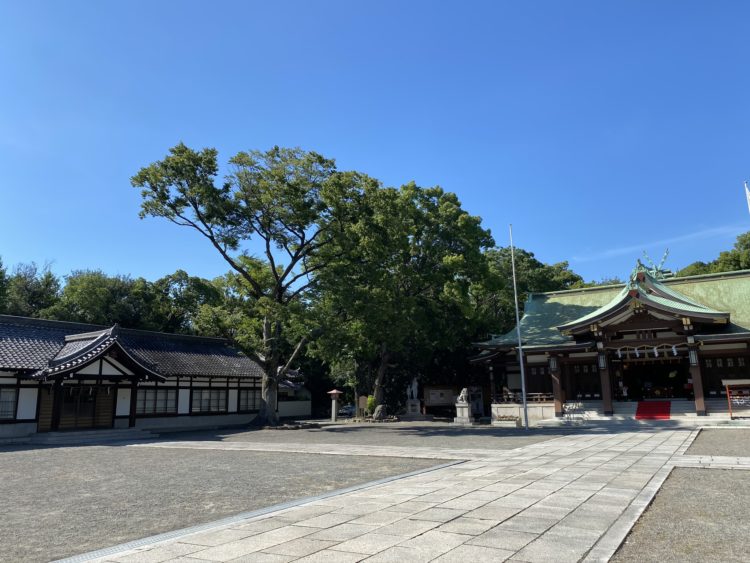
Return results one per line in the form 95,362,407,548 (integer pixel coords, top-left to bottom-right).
480,266,750,349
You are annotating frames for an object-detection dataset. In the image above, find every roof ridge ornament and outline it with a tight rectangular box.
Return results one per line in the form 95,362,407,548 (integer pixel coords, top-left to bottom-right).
639,249,670,280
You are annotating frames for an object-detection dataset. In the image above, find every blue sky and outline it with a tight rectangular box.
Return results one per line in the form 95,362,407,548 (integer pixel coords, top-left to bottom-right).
1,1,749,283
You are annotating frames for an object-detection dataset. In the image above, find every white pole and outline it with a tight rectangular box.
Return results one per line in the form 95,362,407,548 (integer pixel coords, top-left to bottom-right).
509,224,529,430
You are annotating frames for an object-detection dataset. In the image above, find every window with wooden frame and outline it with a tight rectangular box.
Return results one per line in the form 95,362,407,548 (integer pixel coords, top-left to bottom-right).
136,388,177,415
0,388,17,419
238,388,260,412
191,389,227,413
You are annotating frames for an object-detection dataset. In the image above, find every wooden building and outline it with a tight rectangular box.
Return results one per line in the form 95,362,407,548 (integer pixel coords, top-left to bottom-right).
475,261,750,419
0,315,308,438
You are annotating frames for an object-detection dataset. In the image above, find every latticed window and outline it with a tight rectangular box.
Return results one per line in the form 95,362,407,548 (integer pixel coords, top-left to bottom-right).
0,388,17,419
136,388,177,415
191,389,227,413
239,388,260,411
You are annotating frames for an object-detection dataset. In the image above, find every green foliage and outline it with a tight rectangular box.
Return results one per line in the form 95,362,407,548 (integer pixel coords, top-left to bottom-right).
2,263,60,317
676,231,750,276
309,181,494,406
366,395,376,414
571,275,625,289
38,269,222,331
147,270,223,332
471,247,583,337
131,143,378,424
42,270,149,326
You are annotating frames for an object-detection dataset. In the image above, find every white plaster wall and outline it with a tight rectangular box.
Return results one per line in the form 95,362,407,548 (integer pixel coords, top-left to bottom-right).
278,400,312,418
116,388,131,416
178,389,190,414
103,356,134,375
228,389,238,413
16,388,38,420
0,377,17,384
76,361,102,376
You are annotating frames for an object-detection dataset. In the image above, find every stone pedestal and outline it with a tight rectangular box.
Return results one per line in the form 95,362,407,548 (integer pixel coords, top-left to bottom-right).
406,399,420,416
454,402,472,425
401,399,433,421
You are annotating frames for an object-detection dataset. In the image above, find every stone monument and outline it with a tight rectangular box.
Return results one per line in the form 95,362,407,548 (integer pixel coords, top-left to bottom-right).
401,377,433,421
454,387,472,424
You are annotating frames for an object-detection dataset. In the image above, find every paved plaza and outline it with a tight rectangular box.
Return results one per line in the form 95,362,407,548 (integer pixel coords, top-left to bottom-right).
0,444,439,562
45,423,749,563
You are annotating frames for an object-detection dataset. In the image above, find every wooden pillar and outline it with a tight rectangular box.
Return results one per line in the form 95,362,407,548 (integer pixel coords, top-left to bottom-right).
550,361,563,417
50,378,63,431
128,378,138,428
599,354,613,416
488,365,495,404
689,350,706,416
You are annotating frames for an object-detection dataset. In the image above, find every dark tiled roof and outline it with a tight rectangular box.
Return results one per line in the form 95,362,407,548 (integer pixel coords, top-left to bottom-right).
0,317,94,371
0,315,264,379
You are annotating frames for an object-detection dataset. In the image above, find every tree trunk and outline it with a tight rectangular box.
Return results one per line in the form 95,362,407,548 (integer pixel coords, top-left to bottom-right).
372,343,389,406
252,316,281,426
257,372,279,426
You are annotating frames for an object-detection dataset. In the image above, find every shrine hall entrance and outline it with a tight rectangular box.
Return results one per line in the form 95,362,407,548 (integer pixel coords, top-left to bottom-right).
616,359,692,400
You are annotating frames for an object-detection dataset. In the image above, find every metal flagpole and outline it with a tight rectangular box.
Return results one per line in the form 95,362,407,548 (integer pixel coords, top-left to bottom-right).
509,224,529,431
744,181,750,216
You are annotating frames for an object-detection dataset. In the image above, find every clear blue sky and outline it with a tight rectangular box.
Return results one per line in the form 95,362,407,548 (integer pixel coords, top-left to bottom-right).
2,1,749,283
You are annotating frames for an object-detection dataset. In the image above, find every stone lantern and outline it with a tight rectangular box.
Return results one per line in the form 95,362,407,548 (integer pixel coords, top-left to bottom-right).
327,389,343,422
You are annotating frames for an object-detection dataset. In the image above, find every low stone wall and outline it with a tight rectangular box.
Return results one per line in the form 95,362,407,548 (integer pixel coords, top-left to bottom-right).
131,413,257,431
491,403,556,426
0,422,37,438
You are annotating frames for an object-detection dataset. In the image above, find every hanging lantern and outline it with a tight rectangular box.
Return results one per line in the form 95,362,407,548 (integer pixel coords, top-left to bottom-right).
635,348,640,358
617,349,622,359
653,346,659,358
672,345,677,356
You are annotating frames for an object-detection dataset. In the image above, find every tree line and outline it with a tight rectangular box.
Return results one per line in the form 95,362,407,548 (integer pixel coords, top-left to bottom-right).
4,143,746,424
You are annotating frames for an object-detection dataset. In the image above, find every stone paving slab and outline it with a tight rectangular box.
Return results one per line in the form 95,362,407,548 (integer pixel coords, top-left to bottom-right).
62,427,750,563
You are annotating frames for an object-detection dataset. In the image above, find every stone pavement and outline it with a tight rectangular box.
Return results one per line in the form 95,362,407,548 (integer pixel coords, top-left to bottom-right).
64,427,750,563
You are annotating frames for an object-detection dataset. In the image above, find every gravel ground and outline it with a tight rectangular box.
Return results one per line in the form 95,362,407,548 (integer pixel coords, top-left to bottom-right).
613,468,750,562
170,422,565,451
1,446,441,563
686,428,750,456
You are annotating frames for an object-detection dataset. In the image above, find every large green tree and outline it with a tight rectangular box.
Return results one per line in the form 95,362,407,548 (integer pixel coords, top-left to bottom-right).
42,270,153,326
132,143,374,425
147,270,223,333
472,247,584,338
677,231,750,276
3,263,60,317
310,182,494,410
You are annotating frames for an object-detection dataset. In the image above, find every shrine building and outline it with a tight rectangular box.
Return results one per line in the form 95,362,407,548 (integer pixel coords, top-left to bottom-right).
0,316,310,439
476,260,750,419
